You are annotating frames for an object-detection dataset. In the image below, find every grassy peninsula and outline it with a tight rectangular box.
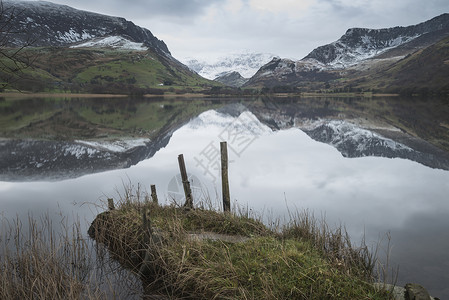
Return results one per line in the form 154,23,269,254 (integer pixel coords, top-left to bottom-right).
87,190,392,299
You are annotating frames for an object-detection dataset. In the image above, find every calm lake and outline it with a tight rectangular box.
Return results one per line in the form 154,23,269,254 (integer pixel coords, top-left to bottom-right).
1,95,448,298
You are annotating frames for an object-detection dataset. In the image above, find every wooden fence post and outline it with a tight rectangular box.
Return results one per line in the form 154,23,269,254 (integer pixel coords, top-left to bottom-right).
150,184,158,204
107,198,115,210
139,208,152,277
178,154,193,208
142,208,152,242
221,142,231,212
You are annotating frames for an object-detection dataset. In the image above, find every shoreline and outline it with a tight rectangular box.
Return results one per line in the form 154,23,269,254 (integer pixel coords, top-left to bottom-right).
1,91,402,99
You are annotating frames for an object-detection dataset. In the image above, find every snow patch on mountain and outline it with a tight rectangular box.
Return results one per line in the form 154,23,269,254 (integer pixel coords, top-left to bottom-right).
64,144,103,159
181,52,276,80
59,29,93,44
71,36,148,51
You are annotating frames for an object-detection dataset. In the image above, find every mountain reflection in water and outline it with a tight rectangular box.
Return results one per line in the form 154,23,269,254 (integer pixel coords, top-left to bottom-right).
1,96,449,181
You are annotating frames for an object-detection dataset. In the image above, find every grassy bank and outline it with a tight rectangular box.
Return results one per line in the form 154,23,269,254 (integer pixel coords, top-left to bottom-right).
88,190,393,299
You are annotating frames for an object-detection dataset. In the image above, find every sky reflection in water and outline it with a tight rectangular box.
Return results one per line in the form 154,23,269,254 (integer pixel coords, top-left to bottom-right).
1,110,449,297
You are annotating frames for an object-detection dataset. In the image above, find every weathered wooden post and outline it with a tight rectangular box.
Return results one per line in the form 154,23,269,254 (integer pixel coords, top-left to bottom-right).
107,198,115,210
221,142,231,212
178,154,193,208
142,208,152,242
139,208,153,277
150,184,158,204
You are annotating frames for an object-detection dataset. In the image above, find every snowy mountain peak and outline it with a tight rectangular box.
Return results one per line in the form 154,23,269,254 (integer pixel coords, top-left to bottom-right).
304,13,449,68
181,52,276,80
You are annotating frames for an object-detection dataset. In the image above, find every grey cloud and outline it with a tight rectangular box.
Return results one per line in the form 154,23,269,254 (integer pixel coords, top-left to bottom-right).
54,0,226,19
119,0,220,17
30,0,449,62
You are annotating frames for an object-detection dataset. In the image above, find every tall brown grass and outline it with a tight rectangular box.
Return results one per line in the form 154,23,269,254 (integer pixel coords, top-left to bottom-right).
0,213,143,299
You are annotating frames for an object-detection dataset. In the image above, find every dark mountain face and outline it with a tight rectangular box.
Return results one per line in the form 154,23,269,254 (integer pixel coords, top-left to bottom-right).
2,0,170,55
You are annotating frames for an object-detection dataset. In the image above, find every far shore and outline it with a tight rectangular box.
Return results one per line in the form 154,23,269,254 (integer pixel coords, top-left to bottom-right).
0,92,129,98
0,92,212,99
1,91,404,99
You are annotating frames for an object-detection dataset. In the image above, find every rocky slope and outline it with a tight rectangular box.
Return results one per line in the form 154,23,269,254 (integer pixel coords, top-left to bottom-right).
246,14,449,92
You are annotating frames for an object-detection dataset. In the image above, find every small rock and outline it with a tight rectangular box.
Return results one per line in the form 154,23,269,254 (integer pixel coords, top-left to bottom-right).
372,283,438,300
405,283,431,300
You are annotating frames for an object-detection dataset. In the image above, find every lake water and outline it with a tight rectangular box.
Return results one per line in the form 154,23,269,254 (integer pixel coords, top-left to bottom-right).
1,96,448,298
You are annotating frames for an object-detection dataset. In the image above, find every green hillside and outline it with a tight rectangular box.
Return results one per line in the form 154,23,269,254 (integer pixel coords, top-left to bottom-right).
1,47,219,94
353,36,449,96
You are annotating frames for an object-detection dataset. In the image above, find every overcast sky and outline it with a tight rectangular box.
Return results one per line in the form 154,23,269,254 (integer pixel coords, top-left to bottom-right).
28,0,449,60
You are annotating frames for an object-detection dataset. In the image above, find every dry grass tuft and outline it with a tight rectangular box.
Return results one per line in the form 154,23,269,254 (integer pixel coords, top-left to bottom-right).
0,213,143,299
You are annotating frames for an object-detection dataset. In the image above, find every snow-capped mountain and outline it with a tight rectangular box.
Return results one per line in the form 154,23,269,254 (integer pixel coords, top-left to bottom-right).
181,52,276,80
247,13,449,88
2,0,169,55
304,13,449,69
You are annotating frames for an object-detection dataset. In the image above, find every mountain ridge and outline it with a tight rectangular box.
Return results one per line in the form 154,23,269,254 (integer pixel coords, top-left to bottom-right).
245,13,449,93
304,13,449,68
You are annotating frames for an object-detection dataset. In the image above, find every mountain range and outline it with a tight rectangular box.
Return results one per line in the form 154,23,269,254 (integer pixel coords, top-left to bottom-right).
245,13,449,95
1,1,448,95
